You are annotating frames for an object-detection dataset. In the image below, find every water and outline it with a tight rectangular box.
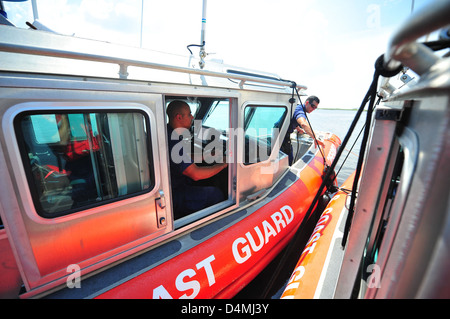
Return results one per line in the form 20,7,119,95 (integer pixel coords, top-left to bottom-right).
308,109,366,185
201,105,364,185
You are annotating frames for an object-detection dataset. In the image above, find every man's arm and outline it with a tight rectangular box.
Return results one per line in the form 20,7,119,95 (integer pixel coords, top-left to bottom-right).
183,163,228,181
296,117,325,148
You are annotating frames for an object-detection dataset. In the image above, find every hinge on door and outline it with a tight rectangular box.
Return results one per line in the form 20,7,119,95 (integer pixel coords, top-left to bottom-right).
155,190,167,228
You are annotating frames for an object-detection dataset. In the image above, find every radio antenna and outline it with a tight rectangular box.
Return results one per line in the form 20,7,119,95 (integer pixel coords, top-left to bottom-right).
199,0,207,68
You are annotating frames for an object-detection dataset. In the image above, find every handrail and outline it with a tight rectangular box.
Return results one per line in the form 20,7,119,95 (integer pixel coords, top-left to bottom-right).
0,38,307,91
384,0,450,75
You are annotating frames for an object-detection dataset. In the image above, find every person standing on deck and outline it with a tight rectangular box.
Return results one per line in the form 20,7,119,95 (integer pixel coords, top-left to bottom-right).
281,95,325,165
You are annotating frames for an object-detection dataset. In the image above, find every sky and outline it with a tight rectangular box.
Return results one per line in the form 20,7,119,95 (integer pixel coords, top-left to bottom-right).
3,0,436,109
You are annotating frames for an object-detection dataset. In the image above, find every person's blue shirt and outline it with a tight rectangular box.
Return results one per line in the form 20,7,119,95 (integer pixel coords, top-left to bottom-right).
281,104,307,165
288,104,307,134
166,124,224,218
167,124,193,189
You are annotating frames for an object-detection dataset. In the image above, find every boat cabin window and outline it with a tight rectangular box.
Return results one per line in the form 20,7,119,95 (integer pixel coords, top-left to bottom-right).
15,110,154,218
165,96,232,223
244,105,287,164
202,100,230,133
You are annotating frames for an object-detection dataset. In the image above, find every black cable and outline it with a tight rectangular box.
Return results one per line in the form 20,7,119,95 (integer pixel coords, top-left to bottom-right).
287,84,302,162
341,74,379,248
187,41,205,55
335,123,364,178
260,76,374,297
294,93,304,162
335,96,381,180
260,54,403,297
423,39,450,51
341,55,403,247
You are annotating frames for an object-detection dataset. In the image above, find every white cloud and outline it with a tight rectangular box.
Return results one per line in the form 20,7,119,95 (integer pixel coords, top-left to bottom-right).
80,0,115,21
3,0,422,110
115,1,141,19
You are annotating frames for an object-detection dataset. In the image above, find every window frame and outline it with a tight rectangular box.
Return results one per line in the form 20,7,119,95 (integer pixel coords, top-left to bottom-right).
164,95,238,229
242,103,288,166
12,104,157,219
201,99,231,133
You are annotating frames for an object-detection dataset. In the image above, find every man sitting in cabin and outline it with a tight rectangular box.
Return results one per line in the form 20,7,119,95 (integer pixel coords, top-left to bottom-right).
281,95,325,165
166,100,228,219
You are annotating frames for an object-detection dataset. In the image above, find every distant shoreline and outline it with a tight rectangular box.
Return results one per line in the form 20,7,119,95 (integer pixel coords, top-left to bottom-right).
317,108,364,111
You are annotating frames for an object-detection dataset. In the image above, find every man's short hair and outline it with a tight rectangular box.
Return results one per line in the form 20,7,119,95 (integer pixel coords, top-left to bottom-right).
306,96,320,104
167,100,189,120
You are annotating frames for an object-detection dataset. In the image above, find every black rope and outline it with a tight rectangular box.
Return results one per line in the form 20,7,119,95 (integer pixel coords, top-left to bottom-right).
341,82,379,247
260,78,373,297
260,54,402,297
423,39,450,52
334,96,382,180
287,84,303,162
284,80,326,164
341,54,403,247
335,123,364,178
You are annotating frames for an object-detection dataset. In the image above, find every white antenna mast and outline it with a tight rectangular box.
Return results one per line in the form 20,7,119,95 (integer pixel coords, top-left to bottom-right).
29,0,56,32
140,0,144,48
31,0,39,20
199,0,207,69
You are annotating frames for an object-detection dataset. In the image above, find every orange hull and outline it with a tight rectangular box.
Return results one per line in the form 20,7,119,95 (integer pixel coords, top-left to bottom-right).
98,149,334,298
91,136,340,299
5,134,340,299
281,171,355,299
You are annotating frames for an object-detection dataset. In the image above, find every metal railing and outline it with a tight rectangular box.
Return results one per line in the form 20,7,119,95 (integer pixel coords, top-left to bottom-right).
0,26,307,91
384,0,450,76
